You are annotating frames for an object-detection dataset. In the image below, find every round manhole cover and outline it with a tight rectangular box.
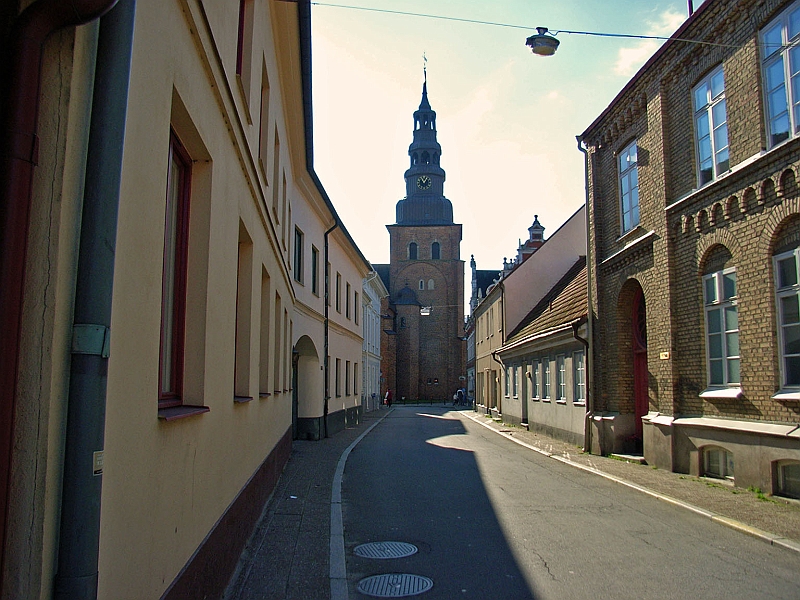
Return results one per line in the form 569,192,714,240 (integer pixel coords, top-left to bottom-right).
354,542,418,559
356,574,433,597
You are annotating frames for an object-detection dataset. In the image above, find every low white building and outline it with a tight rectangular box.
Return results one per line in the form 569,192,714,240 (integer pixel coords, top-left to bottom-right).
362,272,388,412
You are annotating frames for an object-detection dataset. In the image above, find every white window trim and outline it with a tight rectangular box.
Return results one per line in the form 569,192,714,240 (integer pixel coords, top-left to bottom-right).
573,350,586,405
760,1,800,148
693,65,729,187
774,248,800,391
543,359,551,402
618,140,639,235
556,354,567,404
531,360,540,401
703,267,740,388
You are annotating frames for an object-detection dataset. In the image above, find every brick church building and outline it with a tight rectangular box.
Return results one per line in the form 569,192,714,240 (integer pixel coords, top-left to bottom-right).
376,76,466,402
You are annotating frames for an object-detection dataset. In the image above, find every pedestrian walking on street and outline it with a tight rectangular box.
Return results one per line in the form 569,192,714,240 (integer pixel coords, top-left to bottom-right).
385,389,393,408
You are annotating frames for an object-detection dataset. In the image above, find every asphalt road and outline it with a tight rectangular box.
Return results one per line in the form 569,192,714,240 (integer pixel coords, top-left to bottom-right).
341,406,800,600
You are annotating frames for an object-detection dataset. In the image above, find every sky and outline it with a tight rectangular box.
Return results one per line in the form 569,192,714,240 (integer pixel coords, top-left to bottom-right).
310,0,705,307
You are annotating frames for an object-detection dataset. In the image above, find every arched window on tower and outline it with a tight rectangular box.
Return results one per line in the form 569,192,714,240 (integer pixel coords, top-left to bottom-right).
412,153,418,166
431,242,440,260
428,279,434,290
422,151,430,164
419,280,424,290
433,153,439,164
408,242,418,260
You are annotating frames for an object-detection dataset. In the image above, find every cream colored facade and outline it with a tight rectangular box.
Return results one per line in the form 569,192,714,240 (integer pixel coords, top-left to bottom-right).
1,1,368,598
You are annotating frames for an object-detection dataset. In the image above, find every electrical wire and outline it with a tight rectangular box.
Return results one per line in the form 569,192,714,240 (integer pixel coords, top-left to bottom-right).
309,1,793,52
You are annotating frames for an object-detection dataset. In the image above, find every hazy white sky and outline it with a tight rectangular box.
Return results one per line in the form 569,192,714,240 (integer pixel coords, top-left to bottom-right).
310,1,702,284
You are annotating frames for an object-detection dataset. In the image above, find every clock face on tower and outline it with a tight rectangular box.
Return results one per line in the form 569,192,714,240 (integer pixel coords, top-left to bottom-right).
416,175,432,190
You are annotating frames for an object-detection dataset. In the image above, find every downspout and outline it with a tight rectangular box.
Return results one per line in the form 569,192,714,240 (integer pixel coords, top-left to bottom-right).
576,136,595,454
323,221,338,438
54,2,136,598
490,279,506,415
0,0,120,588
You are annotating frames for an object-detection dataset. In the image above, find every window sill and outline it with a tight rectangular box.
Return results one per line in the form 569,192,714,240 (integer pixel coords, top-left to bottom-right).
772,390,800,401
573,401,586,407
234,396,253,404
260,392,272,399
556,400,567,405
158,405,210,421
542,398,551,403
699,387,742,400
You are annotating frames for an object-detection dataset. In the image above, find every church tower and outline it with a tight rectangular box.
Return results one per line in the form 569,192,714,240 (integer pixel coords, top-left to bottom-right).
380,75,465,402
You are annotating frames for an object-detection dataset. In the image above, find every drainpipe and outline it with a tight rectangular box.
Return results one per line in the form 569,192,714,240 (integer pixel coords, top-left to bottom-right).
53,2,135,598
576,136,595,454
0,0,120,589
323,221,338,438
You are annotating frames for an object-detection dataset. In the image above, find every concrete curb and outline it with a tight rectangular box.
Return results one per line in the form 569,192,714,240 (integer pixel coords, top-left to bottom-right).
330,410,393,600
462,410,800,555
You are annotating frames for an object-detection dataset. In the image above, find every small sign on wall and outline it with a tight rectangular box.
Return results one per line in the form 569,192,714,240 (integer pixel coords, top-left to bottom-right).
659,351,670,360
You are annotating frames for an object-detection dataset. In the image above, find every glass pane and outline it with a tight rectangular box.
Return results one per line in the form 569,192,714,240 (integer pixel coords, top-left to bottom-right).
694,84,708,110
629,144,637,164
791,46,800,77
781,294,800,324
712,100,727,128
767,58,787,91
699,166,713,186
709,359,723,385
631,204,640,228
779,256,798,288
705,276,716,303
780,463,800,499
630,167,638,189
770,87,789,119
707,448,721,476
708,308,721,333
711,69,725,98
621,174,630,194
792,9,800,41
723,272,736,299
699,136,712,162
724,305,738,331
709,332,723,358
696,113,710,138
726,331,739,357
713,124,728,154
727,358,740,384
716,150,729,175
764,25,783,57
786,356,800,386
785,324,800,354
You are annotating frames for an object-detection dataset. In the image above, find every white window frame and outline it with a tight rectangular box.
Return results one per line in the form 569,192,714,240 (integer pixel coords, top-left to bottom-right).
573,350,586,405
703,268,740,388
531,360,540,400
512,365,519,398
761,1,800,148
693,66,729,186
504,367,511,398
543,359,551,401
703,446,734,481
774,248,800,388
618,140,639,234
556,354,566,403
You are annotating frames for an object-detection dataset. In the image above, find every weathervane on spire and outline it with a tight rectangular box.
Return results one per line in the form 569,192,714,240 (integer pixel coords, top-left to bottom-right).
423,52,427,82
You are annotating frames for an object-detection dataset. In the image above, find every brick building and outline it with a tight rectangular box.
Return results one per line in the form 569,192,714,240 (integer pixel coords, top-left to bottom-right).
581,0,800,497
376,76,466,402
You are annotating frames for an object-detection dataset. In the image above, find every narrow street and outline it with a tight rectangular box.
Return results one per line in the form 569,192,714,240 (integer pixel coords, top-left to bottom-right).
342,407,800,600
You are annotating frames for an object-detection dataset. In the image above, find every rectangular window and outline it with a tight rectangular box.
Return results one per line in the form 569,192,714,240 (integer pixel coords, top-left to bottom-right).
618,140,639,234
354,362,359,396
236,0,255,106
274,292,282,394
704,268,740,386
504,367,511,398
345,361,351,396
531,360,540,400
354,291,359,325
311,246,319,296
336,272,342,312
512,365,519,398
543,359,551,400
259,268,271,397
761,2,800,147
293,227,304,283
775,249,800,387
693,66,729,186
556,355,566,402
336,358,342,397
574,350,586,404
159,130,192,407
346,282,351,319
234,226,253,399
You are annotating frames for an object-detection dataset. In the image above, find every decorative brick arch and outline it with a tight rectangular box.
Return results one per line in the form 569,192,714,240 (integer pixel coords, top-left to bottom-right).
779,167,799,200
758,197,800,256
695,228,742,274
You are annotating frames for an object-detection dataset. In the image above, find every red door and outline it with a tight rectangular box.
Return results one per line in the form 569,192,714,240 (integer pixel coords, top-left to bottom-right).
632,288,648,443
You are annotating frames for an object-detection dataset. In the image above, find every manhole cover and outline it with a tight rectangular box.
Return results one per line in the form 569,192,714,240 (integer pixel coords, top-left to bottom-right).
356,574,433,597
354,542,418,559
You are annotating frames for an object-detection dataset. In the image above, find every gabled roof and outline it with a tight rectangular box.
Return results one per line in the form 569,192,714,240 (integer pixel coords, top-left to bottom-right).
505,256,587,344
475,269,499,298
373,263,390,292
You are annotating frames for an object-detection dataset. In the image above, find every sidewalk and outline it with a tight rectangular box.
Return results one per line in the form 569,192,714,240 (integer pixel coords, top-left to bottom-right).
224,406,800,599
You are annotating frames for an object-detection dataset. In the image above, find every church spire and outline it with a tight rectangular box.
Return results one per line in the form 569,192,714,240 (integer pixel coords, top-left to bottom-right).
420,57,431,110
395,70,453,226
